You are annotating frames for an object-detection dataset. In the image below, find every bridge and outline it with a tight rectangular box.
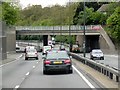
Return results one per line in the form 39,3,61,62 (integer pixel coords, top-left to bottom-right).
16,25,100,35
15,25,115,53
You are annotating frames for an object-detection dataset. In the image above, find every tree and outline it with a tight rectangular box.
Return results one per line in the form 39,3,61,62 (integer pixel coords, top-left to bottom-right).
2,2,20,25
107,7,120,43
76,7,107,25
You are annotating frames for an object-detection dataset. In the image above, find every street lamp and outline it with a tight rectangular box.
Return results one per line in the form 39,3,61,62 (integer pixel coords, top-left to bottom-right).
83,0,86,57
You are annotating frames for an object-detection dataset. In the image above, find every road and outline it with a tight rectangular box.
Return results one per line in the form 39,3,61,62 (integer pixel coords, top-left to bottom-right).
79,53,118,70
2,53,103,88
17,41,119,70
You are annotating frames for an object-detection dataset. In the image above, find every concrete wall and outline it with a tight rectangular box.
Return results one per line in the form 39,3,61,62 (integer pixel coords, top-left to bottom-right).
76,35,83,47
0,21,7,60
99,35,109,49
6,27,16,53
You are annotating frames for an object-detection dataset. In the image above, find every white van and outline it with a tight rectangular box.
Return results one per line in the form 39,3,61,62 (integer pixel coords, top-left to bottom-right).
42,46,52,55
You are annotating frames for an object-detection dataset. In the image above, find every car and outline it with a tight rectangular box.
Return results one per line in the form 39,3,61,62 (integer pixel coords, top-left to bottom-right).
16,44,21,52
59,45,65,50
25,49,38,60
90,49,104,60
43,51,73,74
42,46,52,55
24,46,35,53
71,45,80,53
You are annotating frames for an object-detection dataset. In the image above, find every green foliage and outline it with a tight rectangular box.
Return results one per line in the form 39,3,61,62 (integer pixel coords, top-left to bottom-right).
107,6,120,43
2,2,20,25
17,3,78,26
73,2,109,25
77,7,107,25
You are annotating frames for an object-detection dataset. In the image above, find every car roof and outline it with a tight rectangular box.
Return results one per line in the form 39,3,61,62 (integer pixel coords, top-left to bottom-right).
92,49,102,52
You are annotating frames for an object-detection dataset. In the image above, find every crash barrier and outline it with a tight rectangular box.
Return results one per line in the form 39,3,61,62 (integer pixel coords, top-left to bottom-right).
69,52,120,82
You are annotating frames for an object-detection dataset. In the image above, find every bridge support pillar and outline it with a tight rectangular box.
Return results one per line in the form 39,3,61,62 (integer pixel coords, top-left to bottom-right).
48,35,52,40
43,35,48,46
76,35,83,47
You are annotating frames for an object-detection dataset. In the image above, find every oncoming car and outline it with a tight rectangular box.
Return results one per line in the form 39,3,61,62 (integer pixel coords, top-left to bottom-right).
90,49,104,60
25,49,38,60
43,51,73,74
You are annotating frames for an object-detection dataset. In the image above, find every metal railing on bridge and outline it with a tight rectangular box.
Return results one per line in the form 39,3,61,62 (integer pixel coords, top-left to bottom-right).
16,25,101,31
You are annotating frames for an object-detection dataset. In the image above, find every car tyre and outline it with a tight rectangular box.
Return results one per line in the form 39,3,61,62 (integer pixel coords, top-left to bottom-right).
36,57,38,60
25,57,28,60
69,69,73,74
43,70,47,74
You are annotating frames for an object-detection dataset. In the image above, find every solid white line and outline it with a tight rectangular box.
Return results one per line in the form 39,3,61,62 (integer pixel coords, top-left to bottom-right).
0,54,23,68
72,65,95,88
26,72,30,76
33,66,35,68
15,85,19,88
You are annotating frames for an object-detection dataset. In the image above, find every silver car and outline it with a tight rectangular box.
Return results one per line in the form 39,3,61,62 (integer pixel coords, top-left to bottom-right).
90,49,104,60
25,49,38,60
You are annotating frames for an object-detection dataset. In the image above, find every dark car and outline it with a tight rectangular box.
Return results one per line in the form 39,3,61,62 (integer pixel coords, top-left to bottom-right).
43,51,73,74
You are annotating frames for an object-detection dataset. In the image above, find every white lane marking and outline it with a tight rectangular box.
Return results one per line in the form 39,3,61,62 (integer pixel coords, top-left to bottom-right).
33,66,35,68
0,54,23,68
0,65,3,68
26,72,30,76
72,65,95,88
15,85,19,88
37,62,38,64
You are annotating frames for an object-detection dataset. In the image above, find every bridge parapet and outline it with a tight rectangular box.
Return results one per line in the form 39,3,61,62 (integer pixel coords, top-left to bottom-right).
16,25,101,31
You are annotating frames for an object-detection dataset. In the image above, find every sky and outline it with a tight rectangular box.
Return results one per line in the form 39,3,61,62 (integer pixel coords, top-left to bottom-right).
19,0,70,8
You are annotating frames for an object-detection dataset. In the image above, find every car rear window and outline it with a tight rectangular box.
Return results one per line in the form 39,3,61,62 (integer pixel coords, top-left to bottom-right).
27,49,36,52
46,52,69,60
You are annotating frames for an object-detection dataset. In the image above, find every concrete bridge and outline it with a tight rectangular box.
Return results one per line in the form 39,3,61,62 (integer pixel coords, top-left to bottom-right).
16,25,100,35
16,25,115,53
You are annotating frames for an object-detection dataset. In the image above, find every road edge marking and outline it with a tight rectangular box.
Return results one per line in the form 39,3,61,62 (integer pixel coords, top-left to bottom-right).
0,54,23,68
26,72,30,76
72,65,95,88
15,85,20,89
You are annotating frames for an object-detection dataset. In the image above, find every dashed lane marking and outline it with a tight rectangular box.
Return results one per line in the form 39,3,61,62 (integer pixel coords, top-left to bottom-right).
25,72,30,76
33,66,35,68
15,85,20,89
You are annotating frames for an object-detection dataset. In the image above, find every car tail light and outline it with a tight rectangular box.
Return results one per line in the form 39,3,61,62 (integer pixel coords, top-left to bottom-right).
44,60,51,64
64,59,71,64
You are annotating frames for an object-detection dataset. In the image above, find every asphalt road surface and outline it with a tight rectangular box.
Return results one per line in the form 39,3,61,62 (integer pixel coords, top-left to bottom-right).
1,53,103,89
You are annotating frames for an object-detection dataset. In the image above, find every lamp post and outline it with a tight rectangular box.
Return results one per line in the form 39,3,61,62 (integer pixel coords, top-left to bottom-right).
83,0,86,57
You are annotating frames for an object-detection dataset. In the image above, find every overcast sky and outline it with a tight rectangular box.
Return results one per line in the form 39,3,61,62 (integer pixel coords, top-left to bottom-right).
19,0,70,8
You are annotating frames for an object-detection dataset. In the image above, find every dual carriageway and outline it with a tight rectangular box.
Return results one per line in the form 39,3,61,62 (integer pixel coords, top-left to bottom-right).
1,42,119,89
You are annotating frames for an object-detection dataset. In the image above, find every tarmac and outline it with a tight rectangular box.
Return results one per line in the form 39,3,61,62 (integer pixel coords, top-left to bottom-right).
0,52,23,66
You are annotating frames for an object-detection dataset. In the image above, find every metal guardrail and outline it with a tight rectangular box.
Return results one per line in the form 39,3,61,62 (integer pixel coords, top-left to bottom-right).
69,52,120,82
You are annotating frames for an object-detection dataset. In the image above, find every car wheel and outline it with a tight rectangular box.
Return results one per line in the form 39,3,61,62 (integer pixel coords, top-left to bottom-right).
69,69,73,74
25,57,28,60
36,57,38,60
43,69,47,74
102,57,104,60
